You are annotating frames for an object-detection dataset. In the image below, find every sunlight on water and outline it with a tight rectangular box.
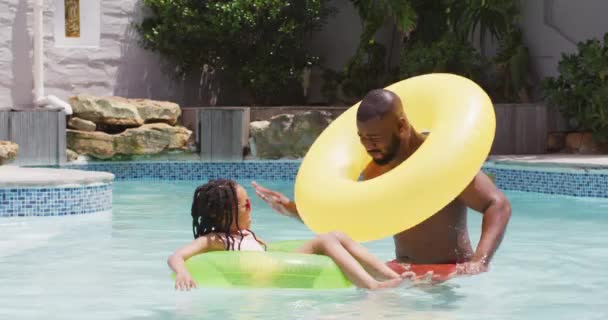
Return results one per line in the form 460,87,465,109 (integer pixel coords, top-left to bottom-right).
0,180,607,320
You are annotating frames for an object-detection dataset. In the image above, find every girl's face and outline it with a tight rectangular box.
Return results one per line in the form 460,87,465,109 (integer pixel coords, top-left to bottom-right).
231,184,252,231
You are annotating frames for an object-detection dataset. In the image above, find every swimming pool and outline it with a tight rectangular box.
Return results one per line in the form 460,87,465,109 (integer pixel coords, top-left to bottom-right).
1,179,607,319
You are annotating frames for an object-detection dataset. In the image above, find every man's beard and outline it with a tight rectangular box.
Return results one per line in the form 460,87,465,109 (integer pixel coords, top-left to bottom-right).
371,134,400,165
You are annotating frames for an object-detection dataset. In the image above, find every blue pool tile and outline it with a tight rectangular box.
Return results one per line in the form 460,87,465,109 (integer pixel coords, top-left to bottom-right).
47,160,608,199
0,183,112,217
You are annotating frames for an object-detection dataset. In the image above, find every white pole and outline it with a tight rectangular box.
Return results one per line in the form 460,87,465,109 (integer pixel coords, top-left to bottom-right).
33,0,44,102
31,0,73,115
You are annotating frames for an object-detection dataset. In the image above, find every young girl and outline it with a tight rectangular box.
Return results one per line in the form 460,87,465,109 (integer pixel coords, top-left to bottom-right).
168,179,412,290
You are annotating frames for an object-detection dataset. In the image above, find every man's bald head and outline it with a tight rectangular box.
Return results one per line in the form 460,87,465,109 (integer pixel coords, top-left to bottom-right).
356,89,409,165
356,89,404,122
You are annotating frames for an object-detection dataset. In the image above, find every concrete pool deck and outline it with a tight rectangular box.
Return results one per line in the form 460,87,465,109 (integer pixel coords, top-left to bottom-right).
489,154,608,168
0,166,114,187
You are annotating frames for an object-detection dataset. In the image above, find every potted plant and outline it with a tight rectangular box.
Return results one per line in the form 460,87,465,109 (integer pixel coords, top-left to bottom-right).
543,33,608,154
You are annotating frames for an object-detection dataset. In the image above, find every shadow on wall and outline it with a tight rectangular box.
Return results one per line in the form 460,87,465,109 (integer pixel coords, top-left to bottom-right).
11,0,34,109
113,0,221,107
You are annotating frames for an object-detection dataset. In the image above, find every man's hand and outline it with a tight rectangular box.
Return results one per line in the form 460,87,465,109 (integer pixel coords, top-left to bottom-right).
251,181,299,218
458,172,512,268
456,260,489,276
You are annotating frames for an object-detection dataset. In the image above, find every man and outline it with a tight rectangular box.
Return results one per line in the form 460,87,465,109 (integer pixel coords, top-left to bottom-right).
252,89,511,278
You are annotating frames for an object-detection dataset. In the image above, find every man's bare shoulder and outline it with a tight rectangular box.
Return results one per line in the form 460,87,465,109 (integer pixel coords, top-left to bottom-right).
462,171,502,195
457,171,507,212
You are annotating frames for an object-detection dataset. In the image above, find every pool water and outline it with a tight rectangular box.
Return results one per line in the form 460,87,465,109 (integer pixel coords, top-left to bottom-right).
1,180,607,320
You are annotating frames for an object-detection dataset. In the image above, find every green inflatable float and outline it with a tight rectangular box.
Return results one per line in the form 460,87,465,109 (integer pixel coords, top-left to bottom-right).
172,240,353,289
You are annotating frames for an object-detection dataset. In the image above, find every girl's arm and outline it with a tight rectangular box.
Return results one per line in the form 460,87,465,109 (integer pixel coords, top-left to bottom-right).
168,234,221,290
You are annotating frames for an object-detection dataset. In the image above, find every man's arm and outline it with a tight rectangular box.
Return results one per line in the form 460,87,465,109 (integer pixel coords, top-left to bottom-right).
280,200,301,221
251,181,302,221
458,171,512,266
286,201,301,219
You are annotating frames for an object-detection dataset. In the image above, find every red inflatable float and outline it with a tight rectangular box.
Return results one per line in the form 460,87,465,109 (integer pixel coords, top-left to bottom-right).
386,260,457,282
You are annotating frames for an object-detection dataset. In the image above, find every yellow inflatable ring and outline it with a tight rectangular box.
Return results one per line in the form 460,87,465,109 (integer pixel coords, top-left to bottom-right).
294,73,496,242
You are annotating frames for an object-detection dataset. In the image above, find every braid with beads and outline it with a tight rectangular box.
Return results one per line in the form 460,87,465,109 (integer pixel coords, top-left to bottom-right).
191,179,266,251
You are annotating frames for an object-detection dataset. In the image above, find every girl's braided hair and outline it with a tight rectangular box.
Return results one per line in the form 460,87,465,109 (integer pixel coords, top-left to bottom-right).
191,179,265,250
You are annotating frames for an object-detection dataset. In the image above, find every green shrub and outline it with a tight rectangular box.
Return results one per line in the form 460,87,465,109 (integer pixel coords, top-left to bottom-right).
543,33,608,142
399,33,484,81
447,0,519,50
493,26,531,102
321,40,392,104
398,0,529,102
136,0,333,105
320,0,527,104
